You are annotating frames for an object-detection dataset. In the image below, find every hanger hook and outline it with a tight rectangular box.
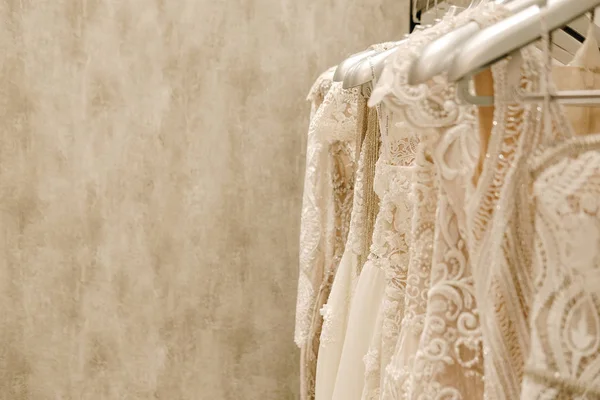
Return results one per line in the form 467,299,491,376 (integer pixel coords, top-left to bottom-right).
412,0,422,24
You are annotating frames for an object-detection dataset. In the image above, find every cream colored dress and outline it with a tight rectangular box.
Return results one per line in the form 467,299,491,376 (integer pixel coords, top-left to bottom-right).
313,82,370,400
296,67,335,350
461,31,600,400
297,67,356,400
367,3,508,399
521,32,600,400
314,42,403,400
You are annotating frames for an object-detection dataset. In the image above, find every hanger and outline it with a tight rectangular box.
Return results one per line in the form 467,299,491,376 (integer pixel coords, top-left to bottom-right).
407,0,599,85
342,45,404,89
448,0,600,105
332,49,378,82
340,0,429,89
342,0,464,90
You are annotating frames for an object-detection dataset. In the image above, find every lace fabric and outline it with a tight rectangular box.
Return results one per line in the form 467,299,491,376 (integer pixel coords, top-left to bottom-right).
315,81,361,144
361,119,417,400
366,4,511,399
303,139,355,400
297,67,336,348
378,141,436,400
298,68,358,400
522,136,600,400
463,41,580,399
315,92,379,400
389,117,484,400
519,30,600,399
328,104,385,400
369,3,511,127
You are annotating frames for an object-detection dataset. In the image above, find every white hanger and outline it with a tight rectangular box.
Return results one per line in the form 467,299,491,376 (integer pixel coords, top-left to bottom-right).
448,0,600,105
342,45,403,89
407,0,598,85
332,49,378,82
342,0,464,90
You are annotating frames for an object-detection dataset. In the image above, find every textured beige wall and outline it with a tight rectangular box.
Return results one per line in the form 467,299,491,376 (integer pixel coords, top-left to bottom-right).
0,1,408,399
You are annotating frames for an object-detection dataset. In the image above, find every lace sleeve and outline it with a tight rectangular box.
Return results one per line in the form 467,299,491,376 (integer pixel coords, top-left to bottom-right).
315,82,361,143
295,68,336,347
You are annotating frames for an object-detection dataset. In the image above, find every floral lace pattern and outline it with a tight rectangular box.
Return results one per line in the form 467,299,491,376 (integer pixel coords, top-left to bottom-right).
361,155,416,400
369,3,511,129
522,140,600,399
367,3,513,399
298,69,358,400
296,67,336,348
464,45,581,400
303,139,356,400
316,82,361,143
318,93,370,349
379,142,436,400
401,116,484,400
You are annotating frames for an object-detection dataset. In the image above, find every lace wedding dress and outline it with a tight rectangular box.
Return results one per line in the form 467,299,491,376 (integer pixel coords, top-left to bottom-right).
312,81,368,400
460,25,600,398
523,134,600,399
366,3,509,399
520,31,600,400
358,100,419,400
329,98,418,400
297,67,335,350
314,42,402,400
297,67,356,400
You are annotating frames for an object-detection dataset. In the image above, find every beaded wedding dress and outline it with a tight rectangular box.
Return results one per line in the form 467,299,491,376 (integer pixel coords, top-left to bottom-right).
458,25,600,398
520,31,600,399
354,100,419,400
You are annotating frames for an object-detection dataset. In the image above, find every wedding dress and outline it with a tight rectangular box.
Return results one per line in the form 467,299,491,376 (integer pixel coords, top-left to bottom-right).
457,23,600,398
520,30,600,400
314,42,401,400
366,3,509,399
330,98,417,400
297,66,335,350
358,101,419,400
313,82,371,400
297,66,356,400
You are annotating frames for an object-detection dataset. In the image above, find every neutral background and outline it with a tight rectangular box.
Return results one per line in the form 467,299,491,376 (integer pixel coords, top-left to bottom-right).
0,1,408,399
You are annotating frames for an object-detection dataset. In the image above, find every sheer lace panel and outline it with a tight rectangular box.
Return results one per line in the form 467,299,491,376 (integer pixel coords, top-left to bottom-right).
523,140,600,399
